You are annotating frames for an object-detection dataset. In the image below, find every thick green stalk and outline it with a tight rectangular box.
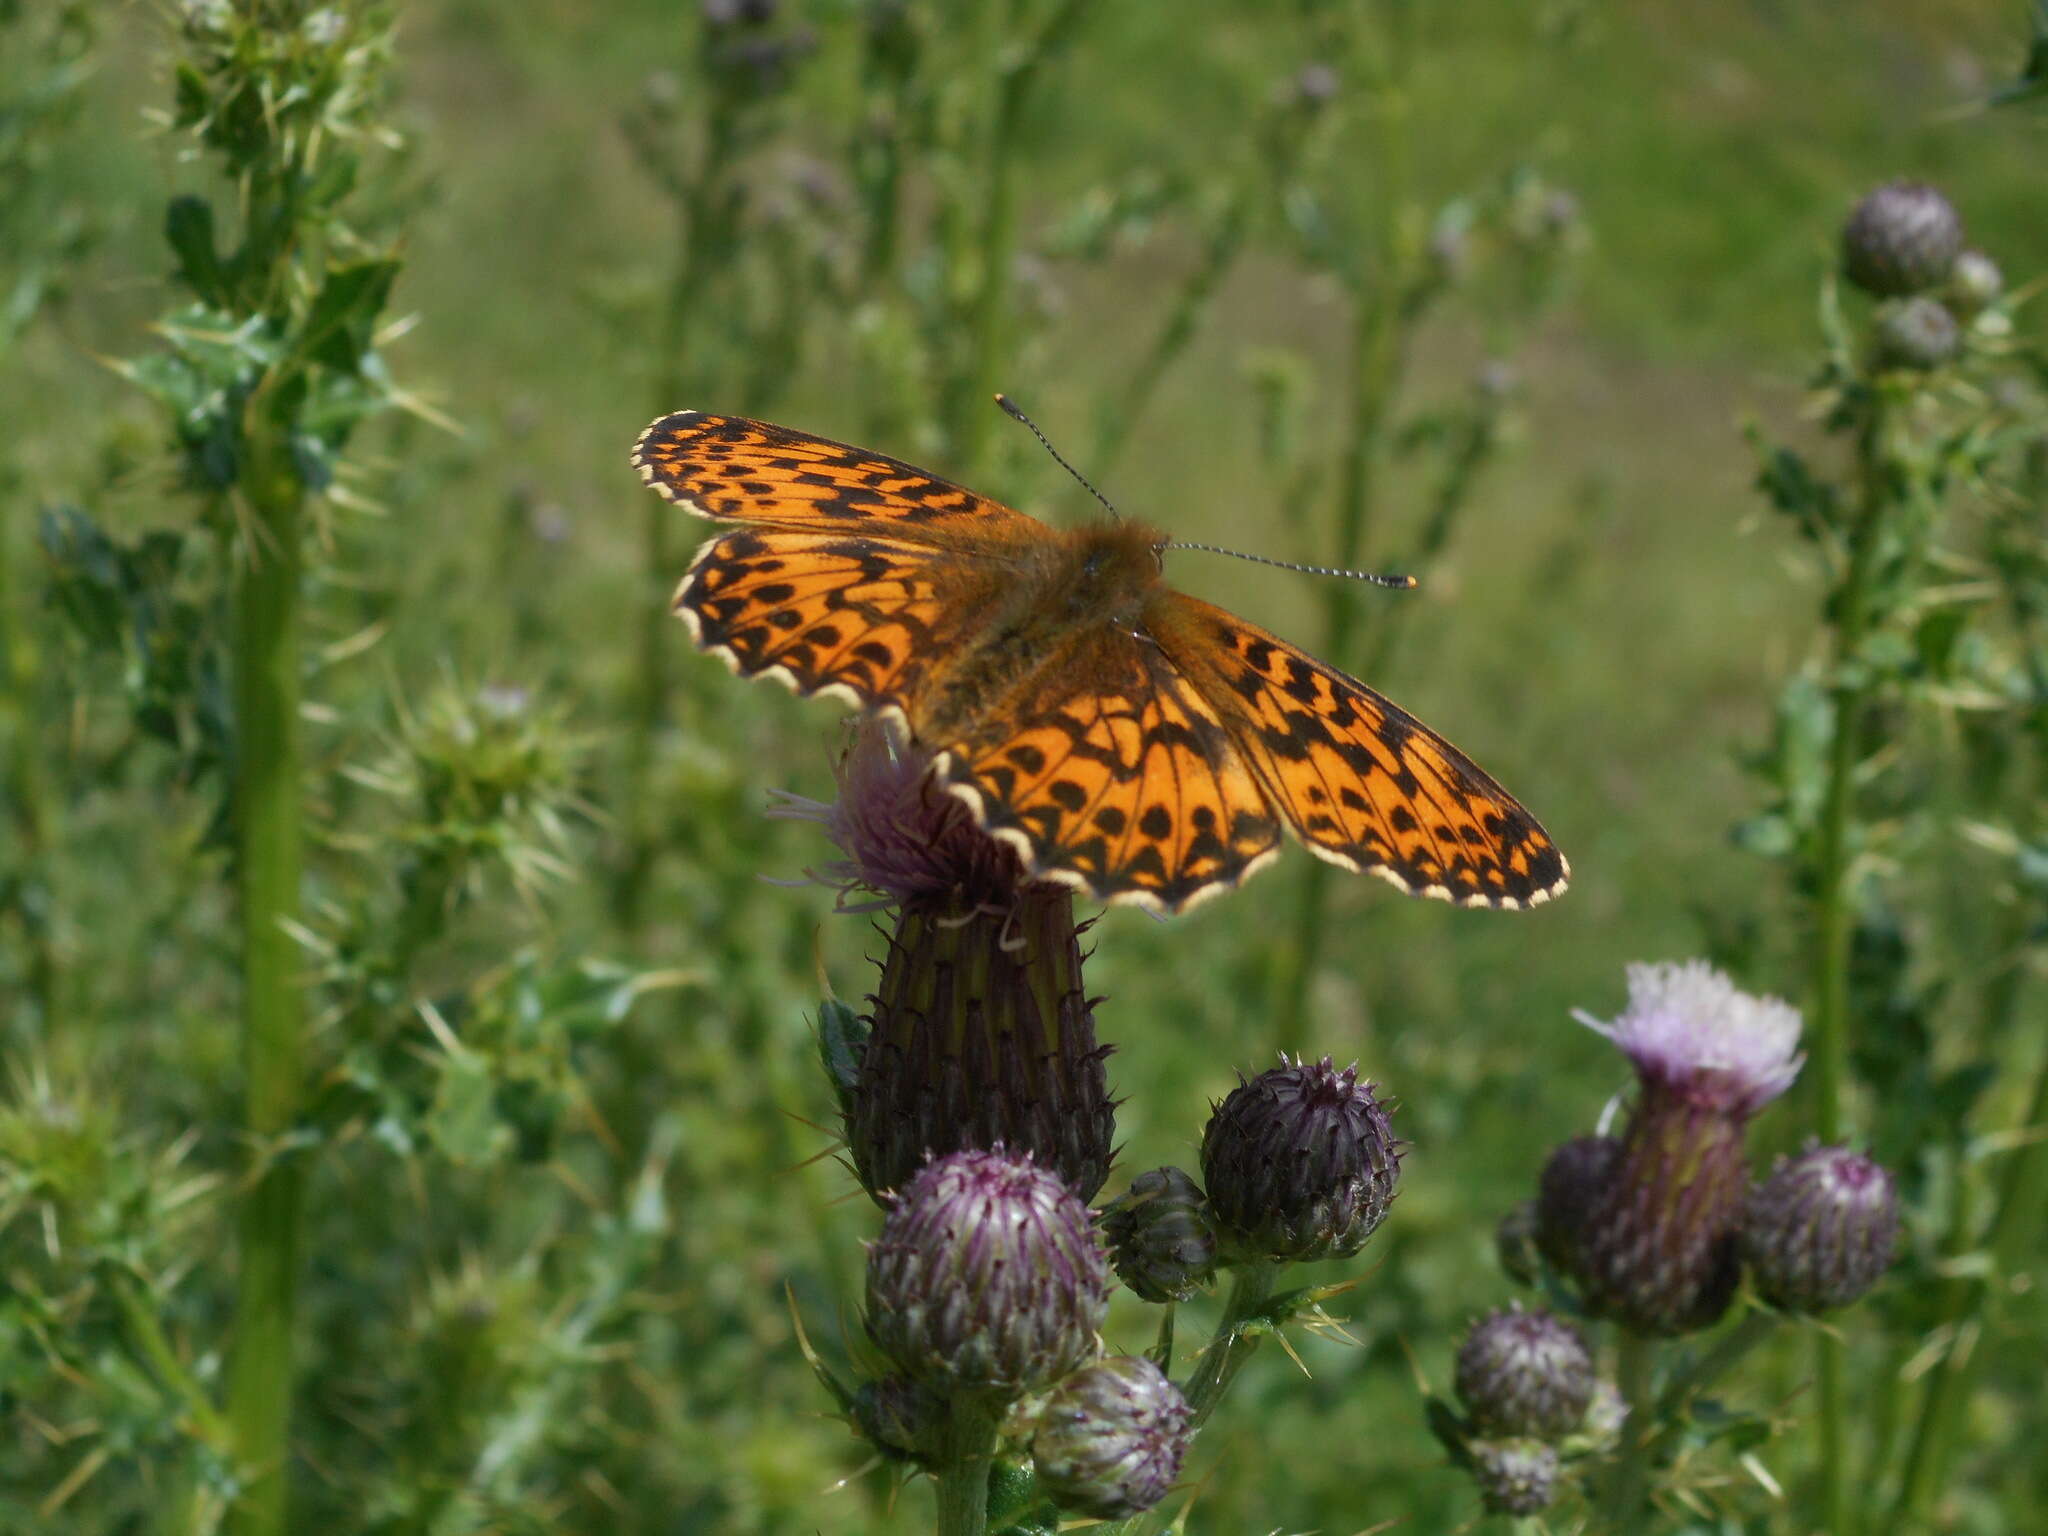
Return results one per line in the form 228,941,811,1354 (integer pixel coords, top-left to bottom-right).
933,1400,1002,1536
225,419,307,1536
1596,1330,1658,1532
1806,387,1891,1536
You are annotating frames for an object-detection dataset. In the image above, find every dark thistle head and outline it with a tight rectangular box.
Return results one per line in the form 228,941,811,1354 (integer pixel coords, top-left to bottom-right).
864,1147,1110,1401
1842,180,1963,297
1741,1143,1899,1314
1100,1166,1218,1303
780,722,1116,1202
1200,1055,1402,1264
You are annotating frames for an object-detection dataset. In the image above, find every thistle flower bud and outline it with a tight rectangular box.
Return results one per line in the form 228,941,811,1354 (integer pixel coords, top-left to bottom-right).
1031,1356,1193,1520
1842,181,1963,297
1875,297,1962,372
1575,1377,1628,1452
1469,1437,1559,1516
1741,1144,1898,1313
1200,1055,1402,1264
1533,1134,1621,1286
1948,249,2003,316
866,1148,1110,1400
1100,1166,1218,1303
1571,962,1803,1335
852,1374,945,1464
1454,1307,1596,1441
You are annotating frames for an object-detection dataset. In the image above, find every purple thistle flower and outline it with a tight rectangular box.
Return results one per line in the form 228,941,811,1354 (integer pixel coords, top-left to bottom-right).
1842,181,1963,297
1469,1437,1559,1516
865,1148,1110,1401
1571,961,1803,1335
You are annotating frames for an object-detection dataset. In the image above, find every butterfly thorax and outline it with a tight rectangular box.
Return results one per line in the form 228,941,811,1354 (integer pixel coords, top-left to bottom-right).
910,518,1167,745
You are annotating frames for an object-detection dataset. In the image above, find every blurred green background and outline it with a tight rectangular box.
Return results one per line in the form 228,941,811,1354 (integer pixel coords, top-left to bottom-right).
5,0,2046,1530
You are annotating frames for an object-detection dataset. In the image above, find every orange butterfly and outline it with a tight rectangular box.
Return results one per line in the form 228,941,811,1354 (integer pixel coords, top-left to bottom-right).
632,411,1568,915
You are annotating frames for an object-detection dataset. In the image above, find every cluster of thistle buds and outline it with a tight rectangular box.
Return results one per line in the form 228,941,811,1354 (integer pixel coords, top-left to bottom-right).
782,722,1406,1528
1840,179,2002,371
1436,961,1899,1516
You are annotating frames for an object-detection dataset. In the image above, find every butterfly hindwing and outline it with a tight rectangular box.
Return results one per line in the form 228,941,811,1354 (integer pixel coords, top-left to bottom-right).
679,527,965,715
1150,592,1568,909
635,411,1039,547
933,627,1282,911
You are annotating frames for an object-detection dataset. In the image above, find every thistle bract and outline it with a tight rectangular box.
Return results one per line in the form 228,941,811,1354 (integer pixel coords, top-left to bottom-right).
850,889,1115,1202
1454,1306,1595,1441
1100,1166,1217,1303
1470,1436,1559,1516
852,1374,945,1465
1200,1055,1401,1264
1842,180,1963,297
865,1148,1109,1401
1031,1355,1192,1520
1742,1143,1898,1313
1572,961,1802,1335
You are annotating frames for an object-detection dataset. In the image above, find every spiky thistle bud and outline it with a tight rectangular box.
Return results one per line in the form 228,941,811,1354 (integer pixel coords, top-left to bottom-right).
1200,1055,1402,1264
1100,1166,1218,1303
1948,249,2003,316
1533,1134,1621,1287
1842,181,1963,297
1571,961,1803,1335
776,724,1116,1201
1742,1143,1898,1313
1031,1356,1193,1520
1875,296,1962,372
1469,1437,1559,1516
866,1148,1109,1401
1454,1307,1596,1441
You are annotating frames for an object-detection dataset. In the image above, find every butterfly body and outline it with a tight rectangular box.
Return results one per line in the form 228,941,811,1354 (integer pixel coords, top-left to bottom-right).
633,410,1568,914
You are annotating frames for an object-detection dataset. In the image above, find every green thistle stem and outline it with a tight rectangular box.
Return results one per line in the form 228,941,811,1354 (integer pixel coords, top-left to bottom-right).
1654,1309,1777,1419
225,420,307,1536
1596,1330,1657,1531
1807,383,1892,1536
1178,1259,1279,1428
933,1399,1002,1536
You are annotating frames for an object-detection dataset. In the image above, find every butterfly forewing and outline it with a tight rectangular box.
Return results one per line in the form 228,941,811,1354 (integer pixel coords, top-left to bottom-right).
635,411,1037,548
1149,592,1568,908
934,627,1282,910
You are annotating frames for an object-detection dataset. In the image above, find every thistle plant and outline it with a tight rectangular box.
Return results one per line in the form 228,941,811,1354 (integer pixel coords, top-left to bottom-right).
1742,175,2048,1530
780,722,1412,1534
1429,959,1898,1527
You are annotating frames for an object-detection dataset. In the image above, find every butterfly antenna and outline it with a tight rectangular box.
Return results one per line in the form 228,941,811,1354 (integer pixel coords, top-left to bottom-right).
994,394,1119,520
1162,541,1419,590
